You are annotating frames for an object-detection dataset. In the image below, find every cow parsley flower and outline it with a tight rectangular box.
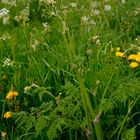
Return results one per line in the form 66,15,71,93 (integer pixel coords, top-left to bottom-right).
0,33,11,40
0,8,9,17
0,8,10,25
32,40,40,51
3,58,14,67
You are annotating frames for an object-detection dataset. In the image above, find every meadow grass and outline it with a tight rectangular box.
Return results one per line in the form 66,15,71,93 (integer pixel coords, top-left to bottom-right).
1,0,140,140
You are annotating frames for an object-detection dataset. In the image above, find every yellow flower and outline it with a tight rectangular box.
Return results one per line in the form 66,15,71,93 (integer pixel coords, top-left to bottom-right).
128,54,138,60
137,52,140,55
116,47,120,51
135,55,140,62
6,91,19,100
129,62,139,68
4,111,12,119
12,91,18,97
6,91,13,100
115,51,124,57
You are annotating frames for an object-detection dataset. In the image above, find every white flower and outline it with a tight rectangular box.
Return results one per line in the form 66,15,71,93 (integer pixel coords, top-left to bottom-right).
0,8,9,18
39,0,56,4
42,22,51,34
0,33,11,40
121,0,125,4
104,5,111,11
32,40,40,51
42,22,48,28
47,0,56,4
3,58,14,67
81,16,89,24
70,3,77,8
89,20,96,25
2,0,16,6
91,9,100,16
3,16,9,25
14,5,30,26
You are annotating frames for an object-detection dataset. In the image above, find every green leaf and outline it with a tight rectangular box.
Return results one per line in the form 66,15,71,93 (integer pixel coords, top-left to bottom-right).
121,127,136,140
35,116,50,135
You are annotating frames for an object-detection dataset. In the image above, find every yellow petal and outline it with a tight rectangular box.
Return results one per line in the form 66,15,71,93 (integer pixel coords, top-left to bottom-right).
129,62,139,68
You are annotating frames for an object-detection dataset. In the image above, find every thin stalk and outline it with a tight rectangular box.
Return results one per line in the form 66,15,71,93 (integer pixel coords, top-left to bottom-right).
63,28,103,140
117,95,140,140
78,76,103,140
0,100,6,120
79,77,94,140
99,68,115,114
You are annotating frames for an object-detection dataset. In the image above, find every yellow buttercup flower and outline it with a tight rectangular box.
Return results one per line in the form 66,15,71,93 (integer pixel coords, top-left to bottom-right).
129,62,139,68
115,51,124,57
128,54,138,60
6,91,19,100
6,91,13,100
12,91,18,97
135,55,140,62
4,111,12,119
137,52,140,55
116,47,120,51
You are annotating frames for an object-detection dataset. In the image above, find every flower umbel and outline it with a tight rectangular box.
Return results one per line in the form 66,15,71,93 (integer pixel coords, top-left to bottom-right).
4,111,12,119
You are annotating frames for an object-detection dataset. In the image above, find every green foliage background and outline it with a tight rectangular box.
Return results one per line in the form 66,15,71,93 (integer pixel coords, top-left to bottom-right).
1,0,140,140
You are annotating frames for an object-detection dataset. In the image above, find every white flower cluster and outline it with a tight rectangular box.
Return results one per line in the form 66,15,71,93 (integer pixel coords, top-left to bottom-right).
42,22,51,34
0,8,9,17
89,35,101,45
32,40,40,51
0,33,11,40
69,3,77,8
2,0,16,6
14,4,30,26
3,58,14,67
39,0,56,5
0,8,10,25
81,16,96,26
47,0,56,5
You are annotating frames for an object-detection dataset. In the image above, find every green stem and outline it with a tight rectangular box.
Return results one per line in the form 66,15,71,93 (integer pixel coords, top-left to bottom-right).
117,95,140,140
0,100,6,120
78,76,103,140
99,68,115,114
63,28,103,140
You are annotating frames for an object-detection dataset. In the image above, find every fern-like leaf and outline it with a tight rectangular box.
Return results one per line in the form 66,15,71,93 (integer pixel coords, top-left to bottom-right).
25,116,36,133
35,115,50,135
47,118,66,140
121,127,136,140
